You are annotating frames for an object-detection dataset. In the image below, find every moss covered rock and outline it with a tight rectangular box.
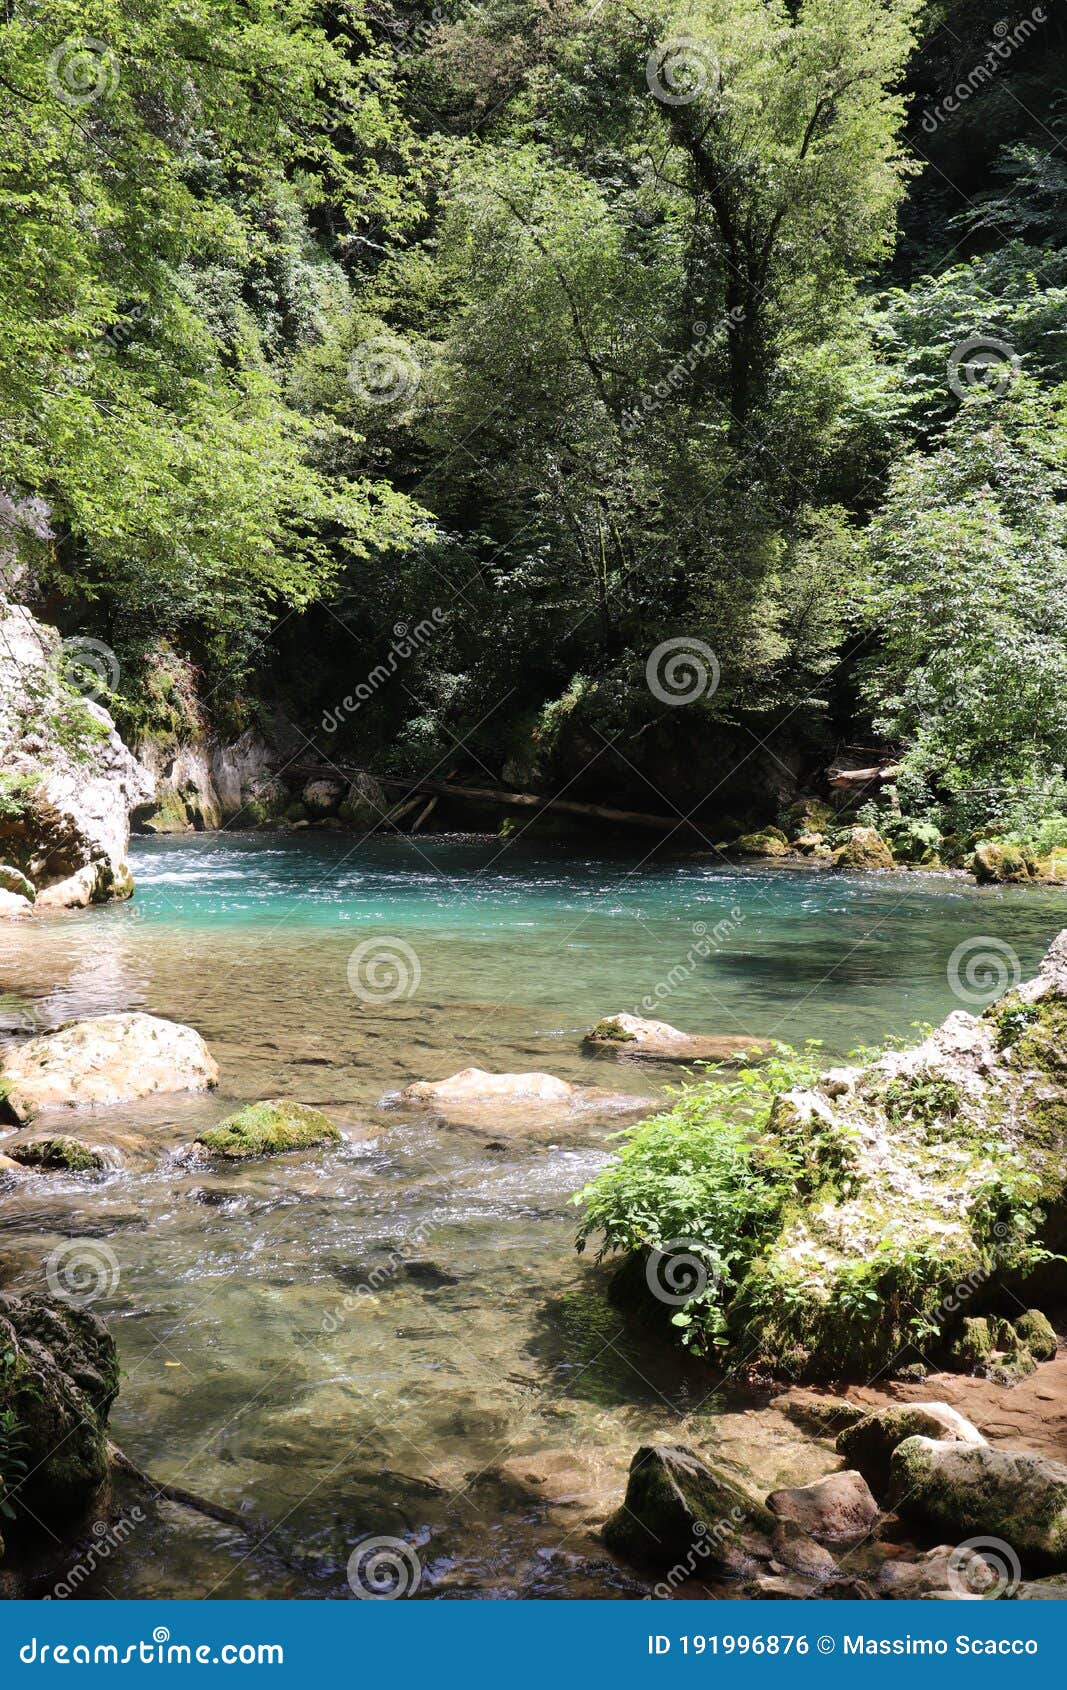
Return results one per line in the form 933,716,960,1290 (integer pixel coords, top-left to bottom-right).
889,1437,1067,1570
782,798,835,838
1014,1309,1058,1362
836,1402,986,1497
0,1294,118,1519
885,819,942,866
946,1316,994,1371
7,1137,107,1173
0,864,34,901
831,826,894,870
194,1099,341,1160
734,829,790,858
603,1444,774,1575
725,931,1067,1379
972,840,1035,884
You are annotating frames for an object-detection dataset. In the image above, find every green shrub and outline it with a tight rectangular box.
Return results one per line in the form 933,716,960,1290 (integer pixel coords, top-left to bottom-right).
573,1044,825,1349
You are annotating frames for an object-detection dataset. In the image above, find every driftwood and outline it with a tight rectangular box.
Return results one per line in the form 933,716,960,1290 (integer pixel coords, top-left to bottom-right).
378,775,696,834
827,763,899,791
109,1443,264,1539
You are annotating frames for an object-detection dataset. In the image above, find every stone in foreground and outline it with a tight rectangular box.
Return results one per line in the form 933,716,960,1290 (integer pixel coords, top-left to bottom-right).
0,1293,119,1518
581,1013,770,1065
6,1136,109,1173
402,1069,576,1105
0,1012,219,1123
766,1469,879,1542
194,1099,341,1160
603,1444,774,1576
836,1402,986,1498
889,1437,1067,1569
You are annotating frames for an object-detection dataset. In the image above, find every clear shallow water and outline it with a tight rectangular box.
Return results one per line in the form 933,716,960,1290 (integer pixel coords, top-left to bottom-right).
1,833,1066,1599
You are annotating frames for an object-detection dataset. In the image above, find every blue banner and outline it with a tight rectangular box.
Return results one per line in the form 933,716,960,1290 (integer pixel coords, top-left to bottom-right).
0,1600,1063,1687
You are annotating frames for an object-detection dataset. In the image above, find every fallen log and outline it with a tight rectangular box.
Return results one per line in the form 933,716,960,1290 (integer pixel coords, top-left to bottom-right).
378,775,702,835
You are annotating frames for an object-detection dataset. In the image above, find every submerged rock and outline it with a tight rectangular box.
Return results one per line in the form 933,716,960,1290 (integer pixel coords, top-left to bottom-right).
0,1012,219,1123
581,1013,770,1065
766,1470,879,1542
394,1069,647,1130
402,1070,576,1106
836,1402,986,1498
0,1293,118,1518
194,1099,341,1160
889,1437,1067,1569
602,1444,773,1576
6,1136,109,1173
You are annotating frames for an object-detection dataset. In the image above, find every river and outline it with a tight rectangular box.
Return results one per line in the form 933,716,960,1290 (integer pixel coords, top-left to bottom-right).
2,833,1064,1598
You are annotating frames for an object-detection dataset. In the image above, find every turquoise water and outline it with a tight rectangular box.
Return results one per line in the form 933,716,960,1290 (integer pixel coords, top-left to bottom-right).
111,833,1067,1055
1,833,1065,1600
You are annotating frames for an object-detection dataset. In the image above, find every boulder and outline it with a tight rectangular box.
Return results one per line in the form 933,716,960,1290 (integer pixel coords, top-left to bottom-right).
6,1136,108,1173
971,840,1034,884
766,1469,879,1542
876,1544,997,1600
0,1293,118,1518
401,1069,576,1106
0,864,34,901
34,860,134,909
0,600,152,902
132,739,223,834
771,1519,837,1580
889,1437,1067,1569
836,1402,986,1497
0,889,33,919
194,1099,341,1160
339,771,388,831
734,830,790,858
831,826,894,870
303,778,345,814
814,1575,876,1599
602,1444,773,1575
720,930,1067,1379
782,798,835,838
0,1012,219,1123
886,818,942,866
581,1013,770,1065
1014,1309,1058,1362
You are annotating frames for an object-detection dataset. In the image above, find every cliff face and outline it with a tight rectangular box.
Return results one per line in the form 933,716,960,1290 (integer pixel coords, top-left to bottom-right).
0,599,152,909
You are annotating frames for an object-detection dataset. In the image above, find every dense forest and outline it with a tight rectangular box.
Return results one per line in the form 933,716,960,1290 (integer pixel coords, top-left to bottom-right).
3,0,1067,846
